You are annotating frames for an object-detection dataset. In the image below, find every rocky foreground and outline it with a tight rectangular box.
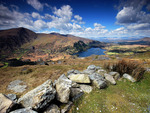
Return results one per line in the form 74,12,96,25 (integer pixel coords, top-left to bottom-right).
0,65,137,113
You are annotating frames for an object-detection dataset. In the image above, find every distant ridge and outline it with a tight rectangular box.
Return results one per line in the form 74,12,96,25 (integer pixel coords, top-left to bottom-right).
0,27,106,61
0,27,37,54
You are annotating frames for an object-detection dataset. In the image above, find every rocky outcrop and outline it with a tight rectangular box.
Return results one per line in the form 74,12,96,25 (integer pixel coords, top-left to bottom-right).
70,88,84,101
7,80,27,93
80,85,93,93
97,69,107,77
6,94,17,102
10,108,37,113
123,73,136,82
56,74,72,103
83,65,101,75
2,64,139,113
18,80,56,110
0,93,17,113
104,74,116,85
44,104,60,113
89,73,107,89
67,69,81,77
68,74,91,83
109,72,120,80
71,82,80,88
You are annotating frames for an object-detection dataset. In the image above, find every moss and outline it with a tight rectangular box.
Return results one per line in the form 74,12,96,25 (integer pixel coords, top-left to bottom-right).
71,72,150,113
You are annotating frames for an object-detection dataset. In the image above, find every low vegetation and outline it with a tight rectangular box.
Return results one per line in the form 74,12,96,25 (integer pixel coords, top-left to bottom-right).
104,59,145,81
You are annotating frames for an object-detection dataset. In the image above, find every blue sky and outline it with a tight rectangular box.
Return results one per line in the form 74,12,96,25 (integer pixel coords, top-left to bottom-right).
0,0,150,39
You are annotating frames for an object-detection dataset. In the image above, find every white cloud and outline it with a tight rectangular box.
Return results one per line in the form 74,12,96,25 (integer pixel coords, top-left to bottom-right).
53,5,72,19
32,12,42,19
74,15,82,21
127,23,150,30
27,0,43,11
0,3,150,39
94,23,105,29
34,20,47,30
72,15,85,24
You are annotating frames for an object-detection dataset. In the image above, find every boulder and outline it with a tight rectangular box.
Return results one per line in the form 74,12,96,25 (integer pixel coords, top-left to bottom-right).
67,69,81,77
68,74,90,83
109,72,120,80
18,80,56,110
87,65,101,70
123,73,136,82
80,85,93,93
97,69,107,77
104,74,116,85
83,65,101,74
0,93,17,113
10,108,37,113
7,80,27,93
71,82,80,88
70,88,84,101
89,73,107,89
82,69,95,75
6,94,17,102
56,74,72,103
44,104,60,113
61,101,73,113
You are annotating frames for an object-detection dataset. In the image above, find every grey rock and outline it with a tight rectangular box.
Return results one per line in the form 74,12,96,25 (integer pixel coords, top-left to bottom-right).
104,74,116,85
89,73,107,89
68,74,91,83
67,69,81,77
57,60,62,64
97,69,107,77
6,94,17,102
10,107,37,113
146,68,150,72
18,80,56,110
7,80,27,93
71,82,80,88
0,93,17,113
87,65,100,70
83,65,101,74
83,69,96,74
70,88,84,101
56,74,72,103
123,73,136,82
80,85,93,93
61,101,73,113
88,73,103,80
109,72,120,80
44,104,60,113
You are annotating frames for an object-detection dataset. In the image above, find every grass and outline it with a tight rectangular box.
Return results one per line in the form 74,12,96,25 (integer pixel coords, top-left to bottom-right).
104,59,146,81
0,54,149,113
71,72,150,113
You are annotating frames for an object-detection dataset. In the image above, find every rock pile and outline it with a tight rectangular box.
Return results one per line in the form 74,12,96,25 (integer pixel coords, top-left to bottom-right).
0,65,137,113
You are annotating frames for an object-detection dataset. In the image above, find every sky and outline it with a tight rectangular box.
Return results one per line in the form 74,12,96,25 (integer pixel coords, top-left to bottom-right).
0,0,150,39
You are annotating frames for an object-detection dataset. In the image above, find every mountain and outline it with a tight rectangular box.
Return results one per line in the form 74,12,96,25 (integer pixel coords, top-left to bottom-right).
0,27,37,55
0,27,106,61
119,37,150,45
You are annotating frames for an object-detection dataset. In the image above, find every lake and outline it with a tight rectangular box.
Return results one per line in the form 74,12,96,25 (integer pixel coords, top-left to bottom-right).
75,48,106,57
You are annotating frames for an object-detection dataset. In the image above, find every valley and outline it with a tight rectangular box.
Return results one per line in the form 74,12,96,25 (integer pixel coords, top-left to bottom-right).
0,27,150,113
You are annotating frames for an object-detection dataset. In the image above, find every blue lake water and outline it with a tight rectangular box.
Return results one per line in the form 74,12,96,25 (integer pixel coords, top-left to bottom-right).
75,48,106,57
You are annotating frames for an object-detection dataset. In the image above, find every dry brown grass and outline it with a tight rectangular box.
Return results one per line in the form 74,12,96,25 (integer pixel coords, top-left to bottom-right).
104,59,145,81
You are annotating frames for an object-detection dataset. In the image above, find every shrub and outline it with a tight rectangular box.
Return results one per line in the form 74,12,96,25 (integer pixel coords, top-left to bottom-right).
104,59,145,81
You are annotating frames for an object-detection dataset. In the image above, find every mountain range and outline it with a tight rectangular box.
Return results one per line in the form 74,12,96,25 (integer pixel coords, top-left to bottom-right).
0,27,106,61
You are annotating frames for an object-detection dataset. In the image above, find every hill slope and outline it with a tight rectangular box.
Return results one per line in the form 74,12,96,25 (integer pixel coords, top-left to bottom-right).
0,28,106,61
0,27,37,56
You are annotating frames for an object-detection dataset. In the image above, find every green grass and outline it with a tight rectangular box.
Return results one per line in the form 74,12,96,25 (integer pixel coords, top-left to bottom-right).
71,72,150,113
1,62,8,68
